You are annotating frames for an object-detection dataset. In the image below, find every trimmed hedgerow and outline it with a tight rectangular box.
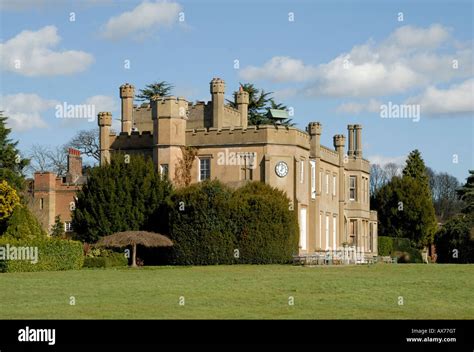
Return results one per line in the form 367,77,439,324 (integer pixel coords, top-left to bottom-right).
377,236,393,256
166,180,298,265
230,182,299,264
167,180,236,265
0,237,84,273
83,250,128,268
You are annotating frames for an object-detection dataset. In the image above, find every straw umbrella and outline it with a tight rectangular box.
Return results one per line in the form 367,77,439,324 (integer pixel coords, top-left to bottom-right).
96,231,173,267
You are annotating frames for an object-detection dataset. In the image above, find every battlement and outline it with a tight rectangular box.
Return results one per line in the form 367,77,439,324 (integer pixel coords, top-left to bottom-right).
98,112,112,126
308,121,322,135
120,83,134,98
320,145,340,166
151,96,188,120
210,77,225,94
333,134,346,148
186,124,310,149
109,130,154,150
223,105,241,118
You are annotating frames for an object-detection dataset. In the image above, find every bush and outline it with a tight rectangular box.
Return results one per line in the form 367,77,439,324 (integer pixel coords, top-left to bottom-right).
0,237,84,272
83,249,128,268
378,236,393,256
166,181,299,265
230,182,299,264
434,214,474,263
2,205,47,239
377,236,422,263
83,254,128,268
167,180,236,265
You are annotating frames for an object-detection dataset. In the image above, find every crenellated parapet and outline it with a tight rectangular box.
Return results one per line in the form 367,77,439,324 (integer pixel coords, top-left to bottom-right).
186,124,310,150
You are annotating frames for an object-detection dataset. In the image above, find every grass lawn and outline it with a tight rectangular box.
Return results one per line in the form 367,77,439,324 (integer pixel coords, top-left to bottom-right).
1,264,473,319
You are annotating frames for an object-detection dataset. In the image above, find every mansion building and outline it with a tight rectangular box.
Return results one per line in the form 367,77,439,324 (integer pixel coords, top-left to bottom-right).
95,78,378,255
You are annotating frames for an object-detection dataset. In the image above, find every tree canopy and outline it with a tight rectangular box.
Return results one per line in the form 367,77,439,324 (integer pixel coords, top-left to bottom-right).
72,154,172,243
0,112,29,190
227,83,294,126
136,81,173,102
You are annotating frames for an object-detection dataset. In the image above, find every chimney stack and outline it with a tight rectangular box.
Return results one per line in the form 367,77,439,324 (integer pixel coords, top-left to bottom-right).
65,148,82,183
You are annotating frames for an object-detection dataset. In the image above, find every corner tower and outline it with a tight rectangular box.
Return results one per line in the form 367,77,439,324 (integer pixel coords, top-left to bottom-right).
120,83,135,134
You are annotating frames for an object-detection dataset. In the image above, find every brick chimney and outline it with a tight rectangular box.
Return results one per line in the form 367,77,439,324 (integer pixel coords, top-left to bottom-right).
66,148,82,183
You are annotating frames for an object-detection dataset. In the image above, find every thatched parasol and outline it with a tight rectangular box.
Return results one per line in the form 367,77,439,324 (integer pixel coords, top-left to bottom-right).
96,231,173,267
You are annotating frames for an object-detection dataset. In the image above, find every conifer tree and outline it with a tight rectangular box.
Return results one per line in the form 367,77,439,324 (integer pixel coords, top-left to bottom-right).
0,112,29,190
72,154,172,243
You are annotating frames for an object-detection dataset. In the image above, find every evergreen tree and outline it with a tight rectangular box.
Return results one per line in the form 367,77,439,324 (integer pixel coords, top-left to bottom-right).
457,170,474,215
72,154,172,243
0,112,29,190
51,215,64,237
403,149,429,188
227,83,294,126
374,176,437,247
136,81,173,102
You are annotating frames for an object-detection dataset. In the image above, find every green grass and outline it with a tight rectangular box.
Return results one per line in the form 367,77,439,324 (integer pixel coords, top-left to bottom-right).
1,264,473,319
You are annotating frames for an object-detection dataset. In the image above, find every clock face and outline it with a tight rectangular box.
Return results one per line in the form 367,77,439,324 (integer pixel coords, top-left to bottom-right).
275,161,289,178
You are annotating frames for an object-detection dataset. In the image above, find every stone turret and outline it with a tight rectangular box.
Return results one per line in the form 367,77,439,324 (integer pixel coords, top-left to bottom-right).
308,122,322,158
98,112,112,165
236,86,249,128
120,83,135,134
210,78,225,129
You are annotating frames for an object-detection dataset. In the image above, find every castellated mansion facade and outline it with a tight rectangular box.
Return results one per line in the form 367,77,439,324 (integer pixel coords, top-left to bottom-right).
97,78,378,255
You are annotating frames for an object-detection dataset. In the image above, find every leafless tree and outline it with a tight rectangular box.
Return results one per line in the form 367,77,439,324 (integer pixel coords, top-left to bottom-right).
48,145,68,176
27,144,68,176
27,144,52,173
69,129,100,161
384,162,402,180
370,164,387,197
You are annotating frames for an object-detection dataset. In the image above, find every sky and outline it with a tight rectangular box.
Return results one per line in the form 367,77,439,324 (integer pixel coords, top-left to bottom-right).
0,0,473,182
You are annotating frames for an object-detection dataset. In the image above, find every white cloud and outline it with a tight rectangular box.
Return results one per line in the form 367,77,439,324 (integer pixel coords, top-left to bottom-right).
406,79,474,115
239,24,472,99
336,99,382,114
367,155,407,167
101,1,182,40
85,95,118,113
240,56,318,82
0,26,94,76
0,93,59,131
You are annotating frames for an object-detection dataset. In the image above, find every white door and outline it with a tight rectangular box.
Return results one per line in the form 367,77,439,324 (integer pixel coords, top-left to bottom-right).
299,208,307,250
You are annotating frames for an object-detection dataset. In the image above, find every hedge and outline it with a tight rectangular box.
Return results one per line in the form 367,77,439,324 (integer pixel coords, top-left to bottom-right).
166,180,299,265
377,236,393,256
0,237,84,272
167,180,236,265
83,252,128,268
377,236,422,263
230,182,299,264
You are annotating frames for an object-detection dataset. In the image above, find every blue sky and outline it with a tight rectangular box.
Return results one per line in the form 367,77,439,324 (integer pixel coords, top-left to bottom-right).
0,0,472,181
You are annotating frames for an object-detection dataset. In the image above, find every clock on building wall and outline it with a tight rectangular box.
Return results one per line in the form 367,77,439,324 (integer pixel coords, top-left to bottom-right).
275,161,289,178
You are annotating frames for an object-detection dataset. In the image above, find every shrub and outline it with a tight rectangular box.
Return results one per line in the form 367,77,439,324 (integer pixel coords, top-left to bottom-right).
167,180,235,265
230,182,298,264
434,214,474,263
83,248,128,268
166,181,299,265
72,154,172,243
378,236,393,256
83,253,128,268
378,236,422,263
2,205,47,240
0,237,84,272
